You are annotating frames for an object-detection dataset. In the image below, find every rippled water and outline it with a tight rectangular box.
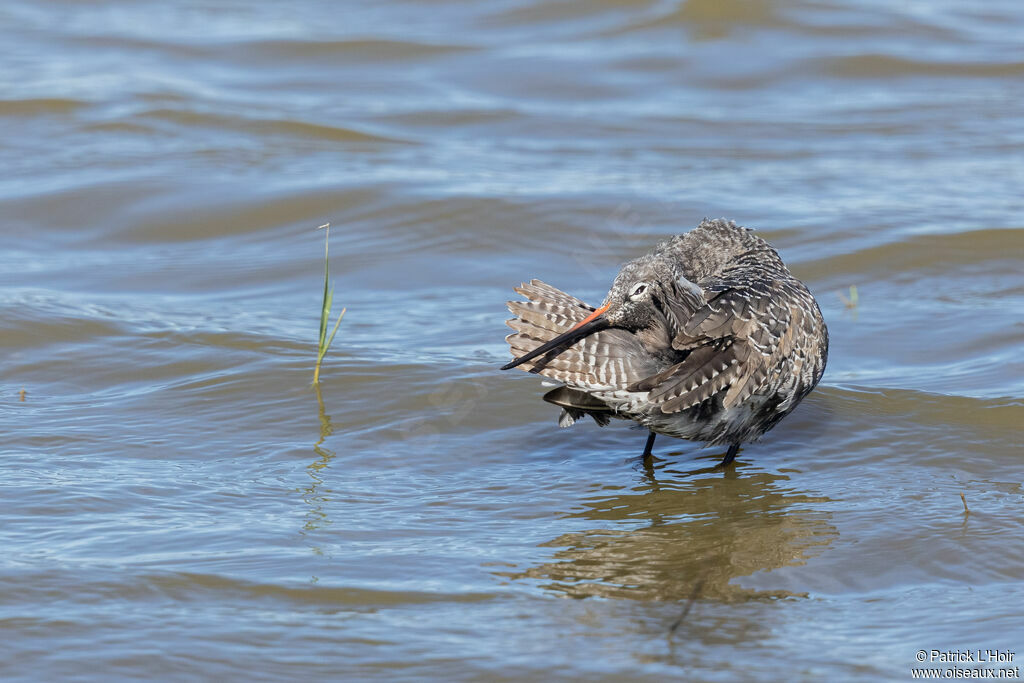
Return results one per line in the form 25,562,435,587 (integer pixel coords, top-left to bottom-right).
3,1,1023,680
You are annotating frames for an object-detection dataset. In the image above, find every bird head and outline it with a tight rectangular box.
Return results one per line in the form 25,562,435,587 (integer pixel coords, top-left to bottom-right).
598,257,676,331
501,254,691,371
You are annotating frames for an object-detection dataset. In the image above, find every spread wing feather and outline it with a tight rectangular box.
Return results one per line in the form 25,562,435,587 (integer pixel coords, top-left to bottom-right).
505,280,654,390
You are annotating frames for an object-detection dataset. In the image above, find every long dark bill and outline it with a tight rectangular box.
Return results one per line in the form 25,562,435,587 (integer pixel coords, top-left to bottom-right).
501,306,611,371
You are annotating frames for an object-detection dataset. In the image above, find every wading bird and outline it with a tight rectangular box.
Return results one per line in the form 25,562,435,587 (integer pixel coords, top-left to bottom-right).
501,219,828,466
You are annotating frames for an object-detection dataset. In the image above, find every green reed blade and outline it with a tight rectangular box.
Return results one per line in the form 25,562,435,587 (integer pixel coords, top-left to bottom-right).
314,223,344,384
318,233,331,347
325,307,346,355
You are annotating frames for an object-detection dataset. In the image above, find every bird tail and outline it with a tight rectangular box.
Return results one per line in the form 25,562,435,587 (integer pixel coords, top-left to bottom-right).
543,386,613,428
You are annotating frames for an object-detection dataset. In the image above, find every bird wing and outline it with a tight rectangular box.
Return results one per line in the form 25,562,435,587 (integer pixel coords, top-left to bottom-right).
505,280,654,390
628,284,798,413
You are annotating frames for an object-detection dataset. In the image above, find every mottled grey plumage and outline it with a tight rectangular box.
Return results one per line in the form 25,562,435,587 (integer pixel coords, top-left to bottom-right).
502,218,828,465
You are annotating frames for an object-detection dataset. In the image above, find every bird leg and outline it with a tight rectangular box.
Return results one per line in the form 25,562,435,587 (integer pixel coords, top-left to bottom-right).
717,443,740,467
641,431,657,466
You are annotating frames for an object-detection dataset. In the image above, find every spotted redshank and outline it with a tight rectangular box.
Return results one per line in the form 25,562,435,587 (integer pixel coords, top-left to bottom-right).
501,218,828,466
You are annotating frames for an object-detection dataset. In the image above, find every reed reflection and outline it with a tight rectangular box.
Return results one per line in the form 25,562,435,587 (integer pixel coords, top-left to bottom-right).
302,383,336,538
504,459,836,601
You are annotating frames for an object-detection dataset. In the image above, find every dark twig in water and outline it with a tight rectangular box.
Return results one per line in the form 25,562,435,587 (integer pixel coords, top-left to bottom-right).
960,492,969,514
668,577,705,637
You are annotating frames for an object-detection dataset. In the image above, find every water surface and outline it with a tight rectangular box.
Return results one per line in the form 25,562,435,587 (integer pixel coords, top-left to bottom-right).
2,1,1023,680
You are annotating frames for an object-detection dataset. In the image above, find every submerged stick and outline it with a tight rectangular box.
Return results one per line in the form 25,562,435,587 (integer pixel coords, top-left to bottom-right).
668,577,705,636
960,492,969,514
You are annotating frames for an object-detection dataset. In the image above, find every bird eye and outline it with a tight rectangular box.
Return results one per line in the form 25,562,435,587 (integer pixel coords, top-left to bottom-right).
629,283,648,299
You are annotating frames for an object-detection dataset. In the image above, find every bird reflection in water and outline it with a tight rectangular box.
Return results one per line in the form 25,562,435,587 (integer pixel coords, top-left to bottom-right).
499,458,836,602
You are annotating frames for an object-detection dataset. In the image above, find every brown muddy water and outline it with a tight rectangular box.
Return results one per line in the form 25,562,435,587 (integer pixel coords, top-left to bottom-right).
2,1,1023,681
